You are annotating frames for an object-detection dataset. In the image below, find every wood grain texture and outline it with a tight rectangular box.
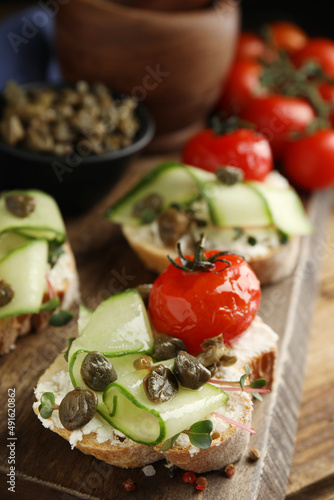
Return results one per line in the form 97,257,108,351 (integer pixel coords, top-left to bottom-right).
0,156,332,500
286,197,334,500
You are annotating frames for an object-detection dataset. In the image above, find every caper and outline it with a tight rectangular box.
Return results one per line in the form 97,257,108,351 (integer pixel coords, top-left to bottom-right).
59,387,98,431
80,351,117,391
157,208,191,246
207,362,219,377
143,364,178,404
5,193,36,218
135,283,152,307
220,354,237,367
132,193,163,221
215,166,244,186
173,351,211,390
0,280,14,307
153,333,187,361
133,355,153,370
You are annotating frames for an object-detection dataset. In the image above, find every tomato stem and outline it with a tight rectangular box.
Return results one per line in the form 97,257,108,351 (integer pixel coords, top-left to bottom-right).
167,235,244,274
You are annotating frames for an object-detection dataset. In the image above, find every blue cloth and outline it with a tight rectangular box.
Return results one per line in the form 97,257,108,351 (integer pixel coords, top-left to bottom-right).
0,6,62,89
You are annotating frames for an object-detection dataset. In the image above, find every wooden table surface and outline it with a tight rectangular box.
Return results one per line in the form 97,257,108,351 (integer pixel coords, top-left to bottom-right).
0,4,334,499
285,198,334,500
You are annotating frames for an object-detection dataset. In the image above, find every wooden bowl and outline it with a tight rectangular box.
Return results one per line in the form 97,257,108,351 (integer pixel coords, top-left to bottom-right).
56,0,240,151
111,0,213,11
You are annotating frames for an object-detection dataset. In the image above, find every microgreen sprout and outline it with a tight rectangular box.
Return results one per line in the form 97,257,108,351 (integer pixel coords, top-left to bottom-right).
64,337,76,362
38,392,59,419
160,420,213,451
40,297,61,312
49,310,73,327
210,364,269,402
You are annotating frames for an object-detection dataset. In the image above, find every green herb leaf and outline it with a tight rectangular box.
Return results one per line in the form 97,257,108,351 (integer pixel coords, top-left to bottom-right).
240,365,250,391
252,392,263,402
48,242,65,267
64,337,76,362
189,419,213,435
279,231,289,245
49,310,73,327
233,227,244,240
39,392,56,419
40,297,60,312
186,420,213,449
249,378,267,389
189,432,212,449
247,236,257,246
160,433,180,451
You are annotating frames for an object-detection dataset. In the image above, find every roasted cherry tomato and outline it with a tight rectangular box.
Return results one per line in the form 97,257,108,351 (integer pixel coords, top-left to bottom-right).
148,251,261,355
217,59,267,115
283,129,334,190
235,32,267,60
268,21,308,55
240,95,316,160
292,38,334,77
182,128,273,181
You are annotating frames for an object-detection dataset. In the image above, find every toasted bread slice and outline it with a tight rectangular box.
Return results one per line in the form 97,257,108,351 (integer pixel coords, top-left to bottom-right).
122,223,300,286
0,242,79,355
33,317,277,472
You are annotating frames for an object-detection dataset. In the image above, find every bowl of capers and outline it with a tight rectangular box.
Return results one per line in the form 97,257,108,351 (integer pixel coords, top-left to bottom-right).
0,81,155,214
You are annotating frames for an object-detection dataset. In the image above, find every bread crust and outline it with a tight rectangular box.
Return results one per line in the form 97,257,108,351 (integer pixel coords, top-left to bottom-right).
157,398,252,473
121,224,300,286
0,242,79,355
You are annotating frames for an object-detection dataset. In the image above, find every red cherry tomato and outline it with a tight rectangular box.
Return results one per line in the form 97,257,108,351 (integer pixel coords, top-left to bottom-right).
148,251,261,355
218,59,267,115
283,129,334,190
235,32,267,60
292,38,334,77
240,95,316,160
182,128,273,181
268,21,308,55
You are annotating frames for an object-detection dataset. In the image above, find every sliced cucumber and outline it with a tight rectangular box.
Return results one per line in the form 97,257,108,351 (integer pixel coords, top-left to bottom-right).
103,360,228,446
106,162,203,225
69,349,142,420
0,232,30,260
68,289,154,362
250,182,313,236
78,305,93,335
0,240,48,319
195,180,272,227
0,190,66,243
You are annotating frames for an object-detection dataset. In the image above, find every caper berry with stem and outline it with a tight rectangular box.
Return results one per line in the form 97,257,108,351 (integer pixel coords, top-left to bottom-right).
133,355,153,370
0,280,14,307
59,387,98,431
5,193,36,218
153,333,187,361
173,351,211,390
81,351,117,391
143,364,178,404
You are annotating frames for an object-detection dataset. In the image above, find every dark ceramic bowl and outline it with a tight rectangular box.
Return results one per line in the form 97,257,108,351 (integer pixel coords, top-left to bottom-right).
0,83,155,215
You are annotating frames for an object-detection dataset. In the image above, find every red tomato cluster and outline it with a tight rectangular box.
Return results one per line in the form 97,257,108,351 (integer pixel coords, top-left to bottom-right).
183,21,334,191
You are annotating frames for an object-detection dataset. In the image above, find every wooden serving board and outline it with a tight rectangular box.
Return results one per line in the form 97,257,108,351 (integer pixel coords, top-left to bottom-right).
0,156,332,500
